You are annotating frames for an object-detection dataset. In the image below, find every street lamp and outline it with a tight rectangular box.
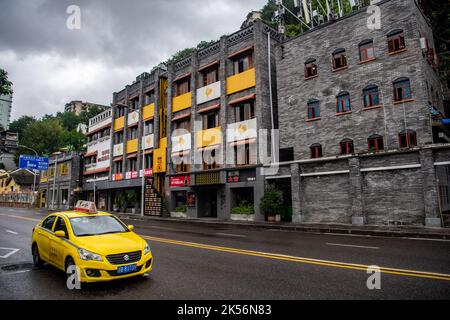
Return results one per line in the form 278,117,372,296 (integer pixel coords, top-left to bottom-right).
117,103,146,217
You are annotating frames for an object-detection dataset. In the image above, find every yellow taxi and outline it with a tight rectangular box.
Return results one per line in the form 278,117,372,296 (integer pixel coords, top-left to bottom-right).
31,201,153,283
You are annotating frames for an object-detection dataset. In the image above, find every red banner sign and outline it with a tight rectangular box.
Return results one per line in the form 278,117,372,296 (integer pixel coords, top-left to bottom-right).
170,175,191,188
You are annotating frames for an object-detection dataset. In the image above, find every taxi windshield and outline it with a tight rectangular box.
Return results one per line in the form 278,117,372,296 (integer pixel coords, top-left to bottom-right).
70,216,128,237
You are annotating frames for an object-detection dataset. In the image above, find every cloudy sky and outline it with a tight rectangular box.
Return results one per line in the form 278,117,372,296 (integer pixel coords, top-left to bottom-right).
0,0,267,120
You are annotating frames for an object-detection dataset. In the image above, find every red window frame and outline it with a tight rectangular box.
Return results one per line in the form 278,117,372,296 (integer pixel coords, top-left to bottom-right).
399,131,417,148
368,136,384,152
332,50,347,70
307,100,320,119
176,79,190,96
305,59,318,78
388,31,406,53
393,78,412,102
310,144,323,159
337,93,351,113
359,40,375,62
340,140,354,155
202,67,219,87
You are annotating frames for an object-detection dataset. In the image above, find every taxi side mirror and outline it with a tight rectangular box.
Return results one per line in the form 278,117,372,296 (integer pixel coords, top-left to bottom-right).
55,231,66,238
128,225,135,232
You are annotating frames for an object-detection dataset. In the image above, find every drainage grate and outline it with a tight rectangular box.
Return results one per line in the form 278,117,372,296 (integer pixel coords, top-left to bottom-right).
1,263,34,273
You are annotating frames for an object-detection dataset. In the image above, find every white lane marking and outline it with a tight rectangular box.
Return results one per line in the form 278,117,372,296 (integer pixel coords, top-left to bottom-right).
6,230,18,235
0,248,20,258
326,243,380,250
148,226,179,231
215,233,247,238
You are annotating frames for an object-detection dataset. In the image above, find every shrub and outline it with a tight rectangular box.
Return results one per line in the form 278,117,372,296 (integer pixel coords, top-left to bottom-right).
174,204,187,213
231,204,254,215
259,185,284,216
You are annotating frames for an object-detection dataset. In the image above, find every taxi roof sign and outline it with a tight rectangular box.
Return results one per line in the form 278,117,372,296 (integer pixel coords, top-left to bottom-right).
74,201,98,214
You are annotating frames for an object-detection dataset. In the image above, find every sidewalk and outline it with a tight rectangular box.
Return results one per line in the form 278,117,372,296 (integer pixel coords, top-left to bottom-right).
113,212,450,240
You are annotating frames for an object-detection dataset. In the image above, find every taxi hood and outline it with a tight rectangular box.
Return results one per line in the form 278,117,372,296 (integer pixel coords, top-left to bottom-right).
74,231,146,256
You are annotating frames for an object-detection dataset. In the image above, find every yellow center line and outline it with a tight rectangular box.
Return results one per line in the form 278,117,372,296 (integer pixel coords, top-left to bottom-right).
142,235,450,282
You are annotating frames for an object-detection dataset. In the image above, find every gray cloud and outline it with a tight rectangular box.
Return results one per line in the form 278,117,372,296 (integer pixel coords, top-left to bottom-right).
0,0,266,119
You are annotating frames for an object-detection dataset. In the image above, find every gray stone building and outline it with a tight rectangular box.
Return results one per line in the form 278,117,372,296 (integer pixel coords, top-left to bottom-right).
0,94,12,130
39,151,82,210
267,0,450,227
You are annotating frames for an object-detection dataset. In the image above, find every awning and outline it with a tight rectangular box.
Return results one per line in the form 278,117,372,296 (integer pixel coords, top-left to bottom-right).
113,157,123,162
83,167,110,176
172,113,191,122
229,93,256,105
197,144,221,152
84,150,98,157
229,138,256,147
228,45,254,59
144,86,155,93
198,60,220,72
174,72,191,82
127,153,138,159
172,150,191,157
198,104,220,114
144,149,154,155
87,123,111,136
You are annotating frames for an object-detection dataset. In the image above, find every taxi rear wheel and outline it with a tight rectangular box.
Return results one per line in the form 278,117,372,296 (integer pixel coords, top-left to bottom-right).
32,244,43,268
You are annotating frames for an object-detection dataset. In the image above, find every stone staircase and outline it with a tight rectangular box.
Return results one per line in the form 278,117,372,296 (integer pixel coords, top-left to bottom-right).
144,185,168,216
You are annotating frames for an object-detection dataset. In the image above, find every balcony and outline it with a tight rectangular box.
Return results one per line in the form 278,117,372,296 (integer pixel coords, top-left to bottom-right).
226,68,256,95
142,134,154,150
172,92,192,113
197,81,221,105
126,139,138,154
113,143,124,157
114,116,125,131
196,127,222,149
127,111,139,126
143,103,155,120
227,118,257,143
171,133,191,153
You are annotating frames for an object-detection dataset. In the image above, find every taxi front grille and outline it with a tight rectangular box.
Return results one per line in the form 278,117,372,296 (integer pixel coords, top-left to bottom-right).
106,251,142,265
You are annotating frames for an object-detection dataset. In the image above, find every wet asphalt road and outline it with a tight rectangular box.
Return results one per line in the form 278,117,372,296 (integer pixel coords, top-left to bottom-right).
0,207,449,300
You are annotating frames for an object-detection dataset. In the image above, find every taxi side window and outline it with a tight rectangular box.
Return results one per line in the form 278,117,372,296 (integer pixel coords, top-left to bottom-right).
42,216,56,231
53,217,69,239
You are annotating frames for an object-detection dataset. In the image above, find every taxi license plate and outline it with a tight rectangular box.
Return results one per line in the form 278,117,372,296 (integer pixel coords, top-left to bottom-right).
117,264,137,275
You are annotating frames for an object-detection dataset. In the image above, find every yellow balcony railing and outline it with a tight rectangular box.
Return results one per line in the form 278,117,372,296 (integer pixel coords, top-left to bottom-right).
143,103,155,120
114,116,125,132
226,68,256,95
172,92,192,113
196,127,222,149
126,139,138,154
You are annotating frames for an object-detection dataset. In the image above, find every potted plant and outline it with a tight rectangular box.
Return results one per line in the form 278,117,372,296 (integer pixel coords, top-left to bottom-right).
125,190,138,214
171,204,188,218
230,201,255,221
260,185,284,222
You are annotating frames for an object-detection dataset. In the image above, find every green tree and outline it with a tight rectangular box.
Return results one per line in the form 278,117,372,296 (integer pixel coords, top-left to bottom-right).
9,116,36,139
0,69,13,96
78,104,107,126
20,118,66,156
55,111,81,131
61,130,86,152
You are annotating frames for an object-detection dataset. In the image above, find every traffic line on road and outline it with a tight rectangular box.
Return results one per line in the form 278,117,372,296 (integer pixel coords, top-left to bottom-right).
0,214,40,223
142,235,450,281
326,243,380,250
5,230,18,235
0,248,20,259
215,233,247,238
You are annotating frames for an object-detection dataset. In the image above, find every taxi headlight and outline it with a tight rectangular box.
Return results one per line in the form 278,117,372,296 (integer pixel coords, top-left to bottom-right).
144,243,151,255
78,248,103,261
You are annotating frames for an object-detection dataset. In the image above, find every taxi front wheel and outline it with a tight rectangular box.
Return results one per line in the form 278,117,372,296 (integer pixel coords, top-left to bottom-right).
32,244,43,268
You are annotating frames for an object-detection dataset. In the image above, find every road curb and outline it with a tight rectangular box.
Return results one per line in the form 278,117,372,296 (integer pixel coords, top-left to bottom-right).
114,213,450,240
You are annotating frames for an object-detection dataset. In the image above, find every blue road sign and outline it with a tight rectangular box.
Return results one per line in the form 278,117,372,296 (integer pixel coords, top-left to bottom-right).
19,155,49,171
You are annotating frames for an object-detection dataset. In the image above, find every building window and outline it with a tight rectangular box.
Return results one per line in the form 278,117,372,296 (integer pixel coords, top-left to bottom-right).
305,58,318,78
202,67,219,87
310,144,323,159
340,139,354,155
144,91,155,105
144,154,153,169
368,134,384,152
114,131,124,144
176,161,190,173
332,48,347,70
130,97,139,110
235,101,255,122
203,148,220,170
337,92,351,113
233,54,253,75
173,118,191,132
144,120,154,136
234,143,255,166
393,78,412,102
399,130,417,148
128,158,138,172
127,126,138,140
176,79,190,96
116,105,126,117
363,85,380,108
307,99,320,119
114,161,123,174
59,163,69,176
359,39,375,62
203,111,219,130
60,189,69,206
387,29,406,53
